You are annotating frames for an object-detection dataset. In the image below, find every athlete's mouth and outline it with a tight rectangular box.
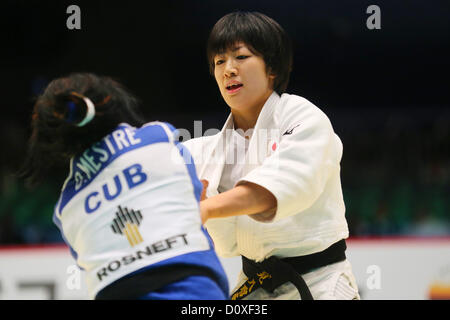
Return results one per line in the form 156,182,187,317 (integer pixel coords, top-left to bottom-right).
226,82,243,94
226,83,243,90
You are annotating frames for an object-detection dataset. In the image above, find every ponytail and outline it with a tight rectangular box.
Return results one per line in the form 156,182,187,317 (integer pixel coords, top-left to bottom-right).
49,91,97,127
20,73,144,187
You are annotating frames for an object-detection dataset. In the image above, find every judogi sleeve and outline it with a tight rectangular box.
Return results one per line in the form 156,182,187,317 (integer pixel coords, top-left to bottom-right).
237,97,341,222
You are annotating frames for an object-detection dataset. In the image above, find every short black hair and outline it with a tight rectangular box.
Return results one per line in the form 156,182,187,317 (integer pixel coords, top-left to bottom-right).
207,11,293,94
21,72,145,187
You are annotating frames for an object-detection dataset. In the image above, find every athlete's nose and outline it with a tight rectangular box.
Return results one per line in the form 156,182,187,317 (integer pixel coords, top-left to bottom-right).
224,59,238,78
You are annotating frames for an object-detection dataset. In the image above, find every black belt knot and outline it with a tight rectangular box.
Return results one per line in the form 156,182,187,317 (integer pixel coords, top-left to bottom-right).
242,256,293,293
231,239,347,300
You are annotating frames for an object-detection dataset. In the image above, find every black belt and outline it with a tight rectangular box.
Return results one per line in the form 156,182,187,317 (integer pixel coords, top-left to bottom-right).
231,239,347,300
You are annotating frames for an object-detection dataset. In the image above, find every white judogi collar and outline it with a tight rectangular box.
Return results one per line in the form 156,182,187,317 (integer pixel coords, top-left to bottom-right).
198,91,280,198
220,91,278,133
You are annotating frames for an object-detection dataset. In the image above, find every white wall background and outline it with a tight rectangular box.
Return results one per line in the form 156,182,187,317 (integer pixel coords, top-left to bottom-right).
1,238,449,300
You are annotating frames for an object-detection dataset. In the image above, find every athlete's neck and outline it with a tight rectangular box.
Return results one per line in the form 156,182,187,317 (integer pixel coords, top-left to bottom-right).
230,91,272,132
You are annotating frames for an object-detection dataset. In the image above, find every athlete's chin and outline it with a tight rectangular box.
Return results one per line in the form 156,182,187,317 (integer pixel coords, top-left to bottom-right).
227,102,251,112
223,96,251,111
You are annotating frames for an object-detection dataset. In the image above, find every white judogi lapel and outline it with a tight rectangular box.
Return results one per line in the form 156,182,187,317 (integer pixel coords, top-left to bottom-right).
241,92,280,177
194,112,233,198
195,92,281,197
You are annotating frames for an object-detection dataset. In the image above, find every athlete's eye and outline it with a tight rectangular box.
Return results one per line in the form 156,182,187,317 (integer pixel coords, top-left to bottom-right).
215,59,225,65
236,55,249,60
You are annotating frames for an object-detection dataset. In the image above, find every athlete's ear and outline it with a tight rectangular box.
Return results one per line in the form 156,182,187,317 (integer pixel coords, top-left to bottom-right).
267,70,276,89
266,66,277,81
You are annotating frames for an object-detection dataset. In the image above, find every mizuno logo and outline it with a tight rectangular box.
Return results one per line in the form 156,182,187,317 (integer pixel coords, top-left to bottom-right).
282,123,301,136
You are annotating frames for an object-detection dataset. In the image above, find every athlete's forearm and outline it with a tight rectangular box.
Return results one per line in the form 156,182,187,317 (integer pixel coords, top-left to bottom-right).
200,182,277,223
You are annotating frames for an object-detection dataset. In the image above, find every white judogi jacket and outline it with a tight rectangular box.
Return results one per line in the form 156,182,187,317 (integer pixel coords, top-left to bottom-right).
183,92,349,262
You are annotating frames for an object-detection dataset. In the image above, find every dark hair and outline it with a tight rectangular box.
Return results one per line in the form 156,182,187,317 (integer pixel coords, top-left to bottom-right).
206,11,293,94
21,72,145,187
